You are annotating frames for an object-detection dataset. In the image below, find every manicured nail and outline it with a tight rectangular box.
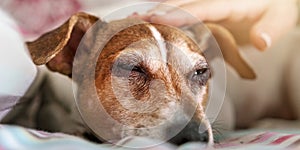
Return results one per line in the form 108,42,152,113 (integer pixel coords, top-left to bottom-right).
260,32,271,50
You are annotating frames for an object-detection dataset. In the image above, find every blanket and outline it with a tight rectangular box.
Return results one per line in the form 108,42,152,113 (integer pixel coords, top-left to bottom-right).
1,125,300,150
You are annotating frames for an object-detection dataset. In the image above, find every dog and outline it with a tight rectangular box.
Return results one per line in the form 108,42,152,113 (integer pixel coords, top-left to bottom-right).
5,12,256,146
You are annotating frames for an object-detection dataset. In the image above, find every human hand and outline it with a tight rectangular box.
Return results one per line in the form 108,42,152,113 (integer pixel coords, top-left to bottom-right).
132,0,299,50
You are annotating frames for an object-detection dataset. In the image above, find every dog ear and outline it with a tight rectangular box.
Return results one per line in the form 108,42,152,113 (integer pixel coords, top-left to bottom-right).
185,23,256,79
26,12,99,76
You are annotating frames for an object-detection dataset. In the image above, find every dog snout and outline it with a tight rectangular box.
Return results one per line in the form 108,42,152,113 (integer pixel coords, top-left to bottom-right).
168,121,210,145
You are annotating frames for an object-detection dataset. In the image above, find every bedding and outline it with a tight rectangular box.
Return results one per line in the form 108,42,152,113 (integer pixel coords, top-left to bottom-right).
1,124,300,150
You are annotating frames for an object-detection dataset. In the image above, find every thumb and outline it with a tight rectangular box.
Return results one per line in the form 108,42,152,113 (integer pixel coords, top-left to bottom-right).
250,2,298,51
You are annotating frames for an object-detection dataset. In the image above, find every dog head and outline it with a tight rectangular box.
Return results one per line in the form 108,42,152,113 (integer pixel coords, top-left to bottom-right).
27,12,255,145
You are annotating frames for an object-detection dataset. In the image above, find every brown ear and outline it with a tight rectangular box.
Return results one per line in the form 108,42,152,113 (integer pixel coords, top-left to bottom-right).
26,12,99,76
185,23,256,79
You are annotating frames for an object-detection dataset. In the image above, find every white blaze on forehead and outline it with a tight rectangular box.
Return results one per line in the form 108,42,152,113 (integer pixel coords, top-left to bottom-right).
147,25,167,62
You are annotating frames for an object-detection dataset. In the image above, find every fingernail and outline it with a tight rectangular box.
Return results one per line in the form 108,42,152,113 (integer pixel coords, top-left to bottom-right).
260,32,272,50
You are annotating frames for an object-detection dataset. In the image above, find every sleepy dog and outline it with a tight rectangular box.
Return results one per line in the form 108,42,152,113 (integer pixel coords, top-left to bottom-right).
4,12,255,145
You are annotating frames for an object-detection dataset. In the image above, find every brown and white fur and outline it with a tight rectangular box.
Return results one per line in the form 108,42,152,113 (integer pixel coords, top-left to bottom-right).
4,12,255,145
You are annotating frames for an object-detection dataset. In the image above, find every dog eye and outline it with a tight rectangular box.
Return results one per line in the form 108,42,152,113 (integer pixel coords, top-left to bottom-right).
113,63,145,77
119,65,145,74
191,67,210,86
131,66,145,74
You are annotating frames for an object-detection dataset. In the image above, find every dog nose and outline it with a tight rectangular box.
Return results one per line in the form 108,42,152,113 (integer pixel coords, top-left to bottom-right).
168,121,210,145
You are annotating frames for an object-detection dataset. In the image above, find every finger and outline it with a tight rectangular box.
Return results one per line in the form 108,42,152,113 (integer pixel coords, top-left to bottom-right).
128,12,152,21
250,2,298,51
150,10,197,26
149,1,233,27
128,0,195,22
147,0,196,15
162,0,195,6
